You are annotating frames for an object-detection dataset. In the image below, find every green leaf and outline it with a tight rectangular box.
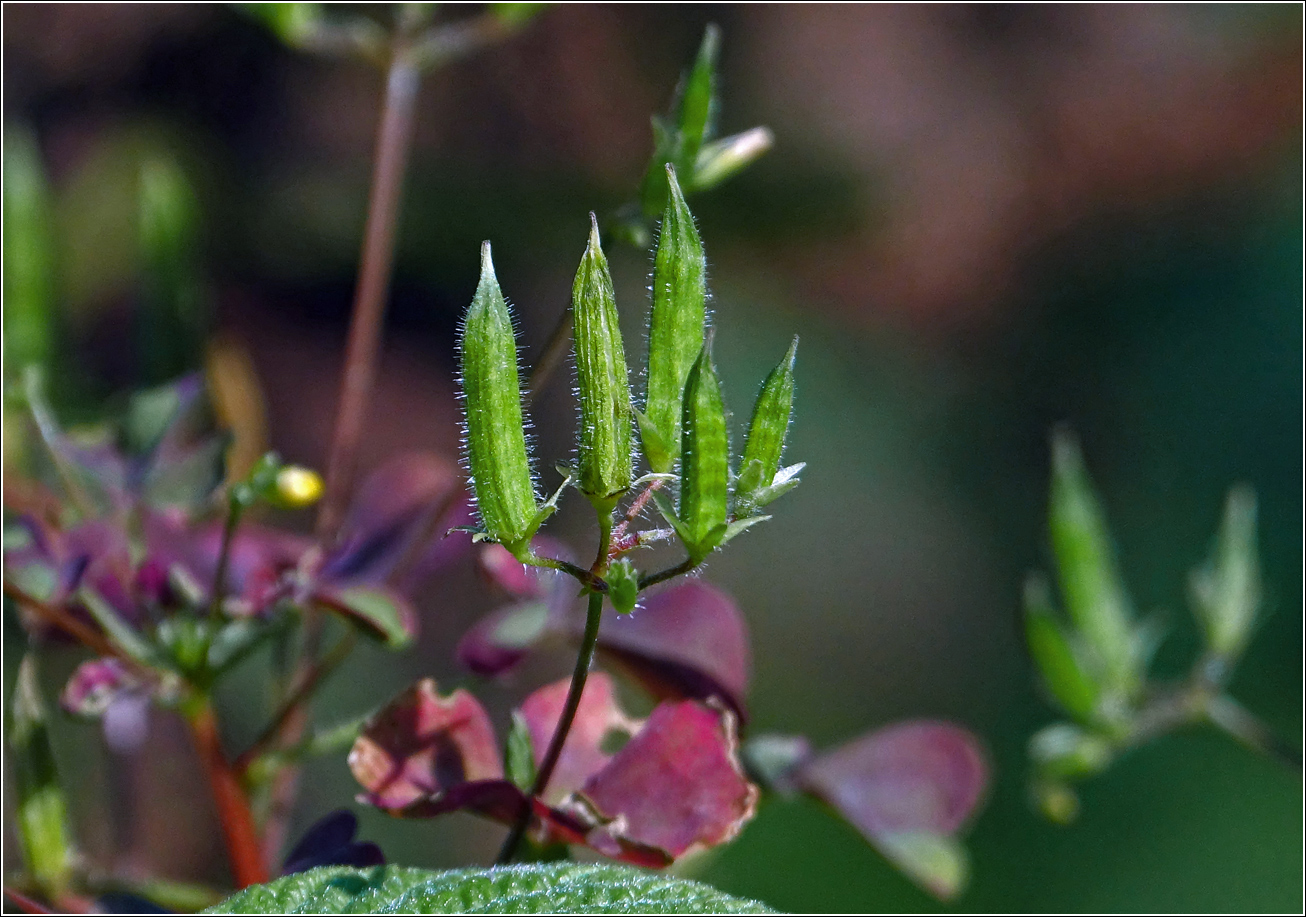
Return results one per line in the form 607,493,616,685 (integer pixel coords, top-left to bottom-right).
571,214,633,507
1048,429,1140,698
1022,573,1100,723
1188,484,1261,661
206,863,776,914
317,586,414,649
642,166,706,473
504,710,538,792
459,242,541,557
8,655,73,894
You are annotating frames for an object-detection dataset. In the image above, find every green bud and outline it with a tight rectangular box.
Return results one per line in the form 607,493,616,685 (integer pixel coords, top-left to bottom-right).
735,337,799,515
606,559,639,614
459,242,541,558
692,127,774,192
1189,485,1260,661
1023,573,1100,723
8,655,73,894
1028,723,1113,780
1048,429,1139,698
572,214,633,510
676,334,729,561
640,165,706,473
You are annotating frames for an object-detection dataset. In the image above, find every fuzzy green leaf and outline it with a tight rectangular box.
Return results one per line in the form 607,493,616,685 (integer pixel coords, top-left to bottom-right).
206,864,776,914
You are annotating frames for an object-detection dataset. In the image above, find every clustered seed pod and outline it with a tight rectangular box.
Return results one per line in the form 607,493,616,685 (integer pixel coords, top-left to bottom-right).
639,164,706,474
459,242,540,558
677,333,729,561
572,214,633,511
735,337,798,515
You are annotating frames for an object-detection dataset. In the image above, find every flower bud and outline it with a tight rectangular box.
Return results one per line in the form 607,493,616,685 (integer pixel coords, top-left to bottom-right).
459,242,540,557
677,334,729,561
735,337,798,514
273,465,324,508
640,165,706,474
572,214,633,510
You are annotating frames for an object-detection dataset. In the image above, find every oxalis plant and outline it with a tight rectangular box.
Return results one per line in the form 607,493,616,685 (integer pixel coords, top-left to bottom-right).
2,8,989,914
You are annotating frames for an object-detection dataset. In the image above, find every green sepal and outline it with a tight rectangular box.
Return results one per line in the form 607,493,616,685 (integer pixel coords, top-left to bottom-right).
1048,429,1140,699
504,710,538,792
720,514,770,548
642,166,706,474
606,559,640,614
676,337,729,559
1188,484,1260,661
735,337,798,515
8,655,73,894
459,242,542,553
1022,573,1100,723
571,214,633,507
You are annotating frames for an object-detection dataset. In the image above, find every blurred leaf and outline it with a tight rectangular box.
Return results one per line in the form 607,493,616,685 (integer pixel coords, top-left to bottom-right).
281,810,384,876
1027,723,1113,781
491,3,548,28
8,655,73,894
138,153,206,383
873,832,968,902
691,128,774,193
1023,573,1100,723
1188,485,1261,662
3,126,55,373
1048,429,1141,698
314,586,415,649
675,24,720,170
504,710,537,792
206,863,775,914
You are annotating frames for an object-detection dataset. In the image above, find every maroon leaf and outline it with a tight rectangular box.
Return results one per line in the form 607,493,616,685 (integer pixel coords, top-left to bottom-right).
596,581,751,720
518,672,641,804
794,720,989,899
456,600,554,676
563,699,759,861
349,679,502,811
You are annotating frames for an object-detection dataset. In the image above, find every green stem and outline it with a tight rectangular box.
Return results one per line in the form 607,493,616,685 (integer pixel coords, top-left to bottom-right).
1205,694,1302,769
208,497,243,621
496,589,605,864
638,556,698,591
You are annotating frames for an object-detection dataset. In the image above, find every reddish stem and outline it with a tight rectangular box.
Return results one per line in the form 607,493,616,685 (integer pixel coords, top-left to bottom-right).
186,702,268,888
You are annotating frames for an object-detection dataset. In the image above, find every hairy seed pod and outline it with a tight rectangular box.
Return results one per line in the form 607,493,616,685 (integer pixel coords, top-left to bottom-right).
572,214,633,510
641,164,706,474
735,336,797,512
678,333,729,559
459,242,539,555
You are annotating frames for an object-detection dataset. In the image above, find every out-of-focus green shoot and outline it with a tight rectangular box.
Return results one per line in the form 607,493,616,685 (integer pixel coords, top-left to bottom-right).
1025,430,1295,825
138,153,206,384
8,655,74,899
3,126,56,377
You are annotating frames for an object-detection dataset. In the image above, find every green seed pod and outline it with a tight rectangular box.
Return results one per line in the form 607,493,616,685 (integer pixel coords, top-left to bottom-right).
677,333,729,560
735,336,798,514
459,242,539,556
572,214,633,510
640,164,706,474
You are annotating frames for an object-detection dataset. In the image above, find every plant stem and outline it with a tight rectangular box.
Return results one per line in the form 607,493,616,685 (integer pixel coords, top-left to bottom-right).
208,498,243,621
233,630,357,776
638,556,697,590
523,310,573,409
610,478,665,546
315,50,421,545
184,698,267,888
496,588,605,864
1206,694,1303,769
2,581,134,667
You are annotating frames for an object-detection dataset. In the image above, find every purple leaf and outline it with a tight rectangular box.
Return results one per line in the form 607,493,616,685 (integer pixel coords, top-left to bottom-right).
456,600,555,676
564,699,759,861
281,810,385,875
596,581,751,720
349,680,502,811
795,720,989,900
518,672,641,804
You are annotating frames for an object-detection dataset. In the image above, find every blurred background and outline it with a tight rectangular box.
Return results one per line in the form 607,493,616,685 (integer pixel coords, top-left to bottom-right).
3,3,1301,911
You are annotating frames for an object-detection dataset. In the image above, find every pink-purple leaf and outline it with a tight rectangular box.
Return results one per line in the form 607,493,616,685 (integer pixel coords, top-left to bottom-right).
596,581,751,719
349,680,502,811
795,720,988,899
565,699,759,861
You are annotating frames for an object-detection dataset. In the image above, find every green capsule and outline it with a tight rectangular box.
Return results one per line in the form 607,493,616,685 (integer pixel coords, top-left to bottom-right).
1048,430,1139,698
735,336,799,514
640,164,706,474
572,214,633,510
459,242,540,557
677,334,729,561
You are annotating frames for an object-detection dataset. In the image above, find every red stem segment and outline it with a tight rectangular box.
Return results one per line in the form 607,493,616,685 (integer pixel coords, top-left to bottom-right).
186,701,268,889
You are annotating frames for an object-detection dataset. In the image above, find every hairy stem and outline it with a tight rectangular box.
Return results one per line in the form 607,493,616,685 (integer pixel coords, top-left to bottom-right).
638,556,698,591
185,699,267,888
496,588,605,864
